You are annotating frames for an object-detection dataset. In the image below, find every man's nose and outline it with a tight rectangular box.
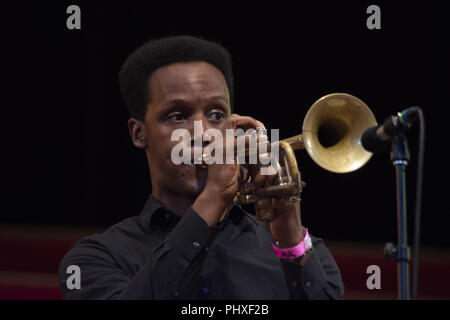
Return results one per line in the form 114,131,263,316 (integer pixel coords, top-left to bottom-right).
190,116,211,147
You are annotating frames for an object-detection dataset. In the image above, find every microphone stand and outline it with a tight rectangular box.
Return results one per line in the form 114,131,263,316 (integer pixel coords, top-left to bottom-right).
387,133,411,300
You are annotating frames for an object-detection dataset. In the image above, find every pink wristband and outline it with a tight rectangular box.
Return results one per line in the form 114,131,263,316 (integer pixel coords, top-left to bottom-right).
271,228,312,259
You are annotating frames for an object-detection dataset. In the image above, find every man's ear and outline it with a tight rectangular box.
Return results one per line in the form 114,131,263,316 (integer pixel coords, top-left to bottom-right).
128,118,148,149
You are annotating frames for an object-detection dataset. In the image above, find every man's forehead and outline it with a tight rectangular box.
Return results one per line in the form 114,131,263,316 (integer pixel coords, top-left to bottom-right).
149,61,228,100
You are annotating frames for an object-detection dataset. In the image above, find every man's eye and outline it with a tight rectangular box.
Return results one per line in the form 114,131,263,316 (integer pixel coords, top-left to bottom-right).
168,113,185,122
208,111,225,121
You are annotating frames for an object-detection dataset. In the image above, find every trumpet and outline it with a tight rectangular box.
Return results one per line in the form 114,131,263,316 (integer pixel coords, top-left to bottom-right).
198,93,377,219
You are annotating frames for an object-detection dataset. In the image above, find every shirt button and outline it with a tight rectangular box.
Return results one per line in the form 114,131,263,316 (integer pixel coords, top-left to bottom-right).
192,240,201,249
305,281,312,288
202,287,210,295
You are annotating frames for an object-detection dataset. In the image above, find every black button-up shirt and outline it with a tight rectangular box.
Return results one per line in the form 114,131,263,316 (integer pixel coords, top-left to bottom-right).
59,195,344,299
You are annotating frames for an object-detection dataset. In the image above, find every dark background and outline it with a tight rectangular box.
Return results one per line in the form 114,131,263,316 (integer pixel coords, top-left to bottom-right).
2,1,448,248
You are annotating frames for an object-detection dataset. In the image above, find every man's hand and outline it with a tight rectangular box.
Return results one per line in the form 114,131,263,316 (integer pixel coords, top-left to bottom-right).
193,114,265,227
249,150,306,248
257,199,304,248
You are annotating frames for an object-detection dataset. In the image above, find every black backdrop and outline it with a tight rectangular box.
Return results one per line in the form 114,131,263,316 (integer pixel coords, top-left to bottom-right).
2,1,448,248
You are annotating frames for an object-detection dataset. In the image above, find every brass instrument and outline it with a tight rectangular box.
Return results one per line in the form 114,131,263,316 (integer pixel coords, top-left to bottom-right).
198,93,377,219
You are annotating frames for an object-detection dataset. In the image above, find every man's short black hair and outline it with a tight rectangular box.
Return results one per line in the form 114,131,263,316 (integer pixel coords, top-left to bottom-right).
119,35,234,120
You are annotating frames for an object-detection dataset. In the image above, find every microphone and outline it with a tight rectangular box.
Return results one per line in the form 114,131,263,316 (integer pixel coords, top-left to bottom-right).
361,106,421,153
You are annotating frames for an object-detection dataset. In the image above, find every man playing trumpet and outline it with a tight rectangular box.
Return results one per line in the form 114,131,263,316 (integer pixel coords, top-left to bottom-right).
59,35,344,299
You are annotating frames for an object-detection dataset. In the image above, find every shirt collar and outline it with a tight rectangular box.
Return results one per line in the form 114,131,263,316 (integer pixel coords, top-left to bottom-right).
139,194,258,231
139,195,179,231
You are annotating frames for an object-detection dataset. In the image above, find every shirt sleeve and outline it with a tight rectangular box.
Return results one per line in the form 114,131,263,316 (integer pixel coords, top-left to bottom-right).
279,235,345,300
58,207,213,299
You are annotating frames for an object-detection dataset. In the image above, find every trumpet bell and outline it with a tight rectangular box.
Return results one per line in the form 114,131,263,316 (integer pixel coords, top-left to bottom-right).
236,92,378,216
302,93,377,173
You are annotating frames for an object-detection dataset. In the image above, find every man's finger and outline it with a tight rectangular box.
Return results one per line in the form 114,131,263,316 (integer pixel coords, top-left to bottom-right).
227,114,265,131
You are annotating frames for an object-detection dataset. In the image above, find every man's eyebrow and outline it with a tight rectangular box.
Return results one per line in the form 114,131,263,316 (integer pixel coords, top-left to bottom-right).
208,95,228,102
165,98,191,106
166,95,228,104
